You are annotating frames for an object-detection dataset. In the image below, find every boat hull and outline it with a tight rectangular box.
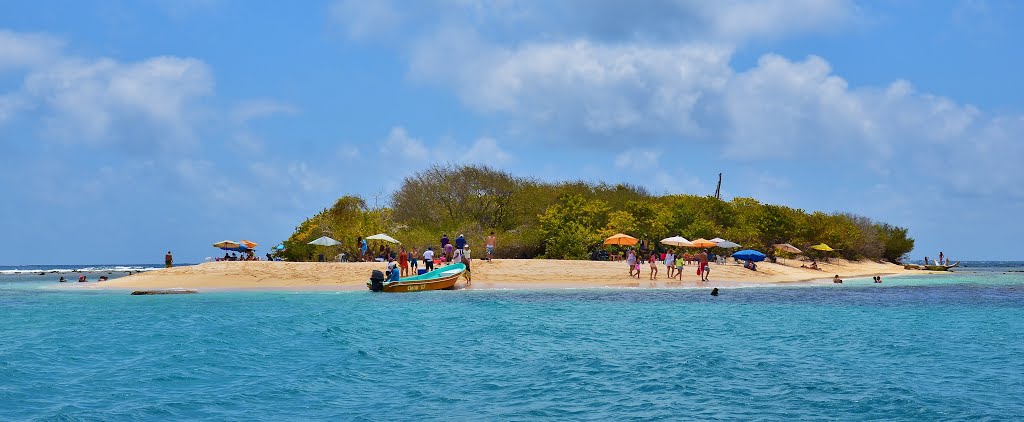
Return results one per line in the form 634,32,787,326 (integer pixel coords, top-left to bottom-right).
367,263,466,293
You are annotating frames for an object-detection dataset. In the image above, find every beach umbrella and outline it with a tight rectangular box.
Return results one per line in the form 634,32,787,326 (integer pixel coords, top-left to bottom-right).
240,240,258,249
365,233,400,244
774,243,802,254
660,236,694,247
716,240,742,249
732,250,766,262
709,238,727,243
604,233,639,246
213,240,240,249
811,243,835,252
307,236,341,246
274,244,286,251
690,238,718,248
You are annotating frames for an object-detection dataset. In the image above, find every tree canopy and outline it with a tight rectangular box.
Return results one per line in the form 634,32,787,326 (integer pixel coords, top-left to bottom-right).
278,164,915,263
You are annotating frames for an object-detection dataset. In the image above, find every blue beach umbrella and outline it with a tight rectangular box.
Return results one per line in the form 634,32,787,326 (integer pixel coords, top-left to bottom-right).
732,250,766,262
274,244,285,251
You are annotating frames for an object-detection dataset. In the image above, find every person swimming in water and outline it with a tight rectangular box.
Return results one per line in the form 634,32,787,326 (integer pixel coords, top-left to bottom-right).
833,275,843,284
58,276,66,283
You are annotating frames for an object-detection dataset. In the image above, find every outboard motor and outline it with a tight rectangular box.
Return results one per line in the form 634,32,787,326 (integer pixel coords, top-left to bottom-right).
369,270,385,292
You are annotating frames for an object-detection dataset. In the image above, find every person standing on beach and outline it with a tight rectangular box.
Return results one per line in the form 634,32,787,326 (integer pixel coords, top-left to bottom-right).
939,251,944,265
627,249,637,277
485,232,496,262
456,234,466,250
423,247,435,272
441,234,450,251
444,242,454,265
453,244,464,270
649,253,659,280
664,250,675,278
461,244,472,285
398,247,409,277
165,251,173,268
410,248,419,274
698,250,708,281
359,237,368,261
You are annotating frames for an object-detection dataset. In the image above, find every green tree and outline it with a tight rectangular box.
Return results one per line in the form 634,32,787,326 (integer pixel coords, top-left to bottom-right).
538,195,609,259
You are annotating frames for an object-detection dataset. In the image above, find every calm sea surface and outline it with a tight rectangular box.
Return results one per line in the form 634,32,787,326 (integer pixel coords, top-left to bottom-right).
2,263,1023,420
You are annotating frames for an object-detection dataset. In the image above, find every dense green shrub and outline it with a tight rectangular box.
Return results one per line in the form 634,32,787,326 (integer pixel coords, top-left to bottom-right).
280,165,915,263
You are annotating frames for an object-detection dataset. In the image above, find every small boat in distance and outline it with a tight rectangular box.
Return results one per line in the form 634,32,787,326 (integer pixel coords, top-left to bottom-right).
904,261,960,271
368,263,466,293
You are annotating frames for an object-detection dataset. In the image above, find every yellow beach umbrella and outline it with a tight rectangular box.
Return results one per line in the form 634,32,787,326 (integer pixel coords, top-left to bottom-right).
811,243,835,252
604,233,638,246
690,238,718,248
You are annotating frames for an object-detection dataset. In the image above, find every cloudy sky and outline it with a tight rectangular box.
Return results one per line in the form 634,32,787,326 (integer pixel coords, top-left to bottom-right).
1,0,1021,264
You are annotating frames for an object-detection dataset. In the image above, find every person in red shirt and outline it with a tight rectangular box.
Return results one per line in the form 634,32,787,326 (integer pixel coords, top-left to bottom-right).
398,247,409,277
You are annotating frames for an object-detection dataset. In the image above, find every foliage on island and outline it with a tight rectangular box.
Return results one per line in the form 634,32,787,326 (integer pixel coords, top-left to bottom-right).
278,165,915,263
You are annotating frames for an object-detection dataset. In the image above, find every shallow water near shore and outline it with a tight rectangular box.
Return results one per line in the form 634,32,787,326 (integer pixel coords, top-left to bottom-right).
2,265,1024,420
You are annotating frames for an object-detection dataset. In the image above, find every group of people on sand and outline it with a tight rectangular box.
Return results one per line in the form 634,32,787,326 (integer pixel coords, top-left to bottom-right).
217,252,258,261
626,248,713,282
382,232,499,285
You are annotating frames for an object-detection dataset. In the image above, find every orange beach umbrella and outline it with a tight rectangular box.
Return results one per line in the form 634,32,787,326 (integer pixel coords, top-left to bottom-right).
690,238,718,248
604,233,639,246
240,240,258,249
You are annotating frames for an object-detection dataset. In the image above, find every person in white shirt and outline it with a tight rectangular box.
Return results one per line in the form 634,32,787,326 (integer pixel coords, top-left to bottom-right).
453,246,464,265
423,247,435,272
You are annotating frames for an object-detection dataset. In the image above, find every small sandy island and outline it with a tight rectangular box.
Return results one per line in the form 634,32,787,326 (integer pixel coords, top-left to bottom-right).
73,258,927,292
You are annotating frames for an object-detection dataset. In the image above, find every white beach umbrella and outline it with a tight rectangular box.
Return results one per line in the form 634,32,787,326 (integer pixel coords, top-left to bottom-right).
716,240,742,249
307,236,341,246
212,240,240,249
709,238,727,243
660,236,694,247
365,233,401,244
773,243,802,254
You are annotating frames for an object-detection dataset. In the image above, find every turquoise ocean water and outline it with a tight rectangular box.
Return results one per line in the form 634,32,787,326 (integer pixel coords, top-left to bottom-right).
2,263,1023,420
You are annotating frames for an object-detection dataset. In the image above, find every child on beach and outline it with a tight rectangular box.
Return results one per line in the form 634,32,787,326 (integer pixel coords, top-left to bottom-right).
649,253,658,280
675,259,684,280
633,261,641,278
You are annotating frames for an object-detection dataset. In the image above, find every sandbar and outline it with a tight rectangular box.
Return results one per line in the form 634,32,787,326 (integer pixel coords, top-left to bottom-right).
74,258,929,292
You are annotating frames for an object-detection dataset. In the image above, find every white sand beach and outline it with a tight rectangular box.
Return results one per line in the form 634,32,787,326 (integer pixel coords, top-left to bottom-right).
78,258,926,291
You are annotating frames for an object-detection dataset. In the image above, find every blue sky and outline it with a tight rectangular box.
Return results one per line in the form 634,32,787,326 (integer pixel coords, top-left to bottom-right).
1,0,1021,264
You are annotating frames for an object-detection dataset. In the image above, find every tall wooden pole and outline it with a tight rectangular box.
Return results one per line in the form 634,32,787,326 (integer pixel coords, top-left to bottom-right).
714,173,722,200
